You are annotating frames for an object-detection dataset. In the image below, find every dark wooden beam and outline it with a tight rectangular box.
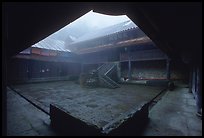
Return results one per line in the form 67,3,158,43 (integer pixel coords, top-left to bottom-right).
14,54,80,63
120,49,167,62
75,37,152,54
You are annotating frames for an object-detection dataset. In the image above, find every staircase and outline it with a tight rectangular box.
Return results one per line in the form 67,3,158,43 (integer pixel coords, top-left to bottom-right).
97,62,120,89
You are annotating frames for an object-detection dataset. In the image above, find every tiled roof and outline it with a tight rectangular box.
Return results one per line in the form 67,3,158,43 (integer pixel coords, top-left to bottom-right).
31,37,70,52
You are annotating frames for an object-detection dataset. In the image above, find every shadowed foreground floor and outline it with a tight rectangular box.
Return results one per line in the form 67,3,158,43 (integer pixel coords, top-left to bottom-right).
7,81,202,136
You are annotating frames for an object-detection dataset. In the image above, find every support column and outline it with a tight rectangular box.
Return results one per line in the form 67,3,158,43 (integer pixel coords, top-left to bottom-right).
128,60,131,80
195,66,202,114
27,60,30,80
116,62,121,82
81,63,84,74
128,49,131,80
166,58,171,80
192,66,196,97
2,36,7,136
188,66,193,93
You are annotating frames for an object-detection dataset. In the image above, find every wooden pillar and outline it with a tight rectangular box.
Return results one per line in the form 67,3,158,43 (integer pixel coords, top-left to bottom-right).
27,60,29,79
81,63,84,74
116,62,121,82
2,38,7,136
58,62,61,77
128,50,131,79
192,66,196,97
128,60,131,79
166,58,171,80
188,66,193,93
195,65,202,113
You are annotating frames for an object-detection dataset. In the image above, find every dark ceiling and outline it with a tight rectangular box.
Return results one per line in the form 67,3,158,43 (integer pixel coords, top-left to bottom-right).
2,2,202,64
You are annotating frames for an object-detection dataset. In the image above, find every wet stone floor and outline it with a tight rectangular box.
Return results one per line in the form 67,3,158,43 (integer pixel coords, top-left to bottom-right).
11,81,164,129
7,81,202,136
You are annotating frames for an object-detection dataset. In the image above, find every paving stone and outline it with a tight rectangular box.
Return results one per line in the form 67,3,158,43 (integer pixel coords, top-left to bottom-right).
7,81,202,136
